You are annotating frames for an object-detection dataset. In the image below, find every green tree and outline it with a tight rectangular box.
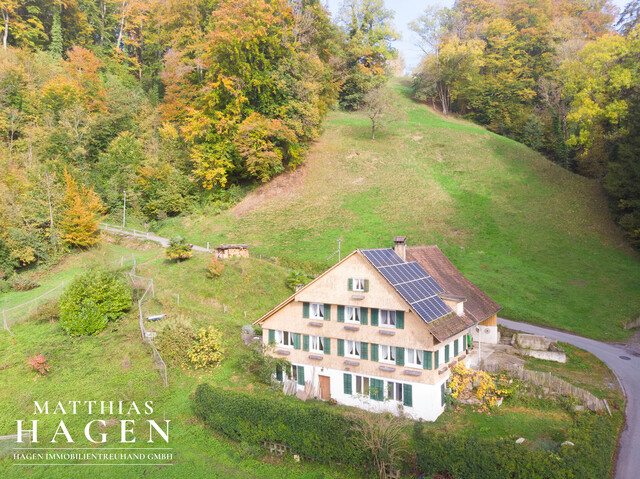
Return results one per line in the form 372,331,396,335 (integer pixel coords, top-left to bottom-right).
59,268,131,335
338,0,398,110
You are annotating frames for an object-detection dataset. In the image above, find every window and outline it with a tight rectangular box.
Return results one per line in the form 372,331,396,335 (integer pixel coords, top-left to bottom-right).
353,278,365,292
345,306,360,324
387,381,403,402
380,345,396,364
406,348,422,368
380,310,396,328
354,375,370,395
310,335,325,354
346,340,361,358
310,303,324,320
275,330,294,347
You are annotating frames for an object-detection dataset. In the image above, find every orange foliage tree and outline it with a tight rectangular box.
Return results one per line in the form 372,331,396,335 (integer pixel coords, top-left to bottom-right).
60,171,104,248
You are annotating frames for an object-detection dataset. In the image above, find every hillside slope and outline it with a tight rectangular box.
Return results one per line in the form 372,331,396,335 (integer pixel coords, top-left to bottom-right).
156,81,640,341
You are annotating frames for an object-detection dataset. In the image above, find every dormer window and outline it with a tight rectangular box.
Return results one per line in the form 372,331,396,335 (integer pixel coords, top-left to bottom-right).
310,303,325,320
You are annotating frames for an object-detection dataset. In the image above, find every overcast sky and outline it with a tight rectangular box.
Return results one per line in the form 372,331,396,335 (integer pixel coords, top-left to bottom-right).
324,0,631,73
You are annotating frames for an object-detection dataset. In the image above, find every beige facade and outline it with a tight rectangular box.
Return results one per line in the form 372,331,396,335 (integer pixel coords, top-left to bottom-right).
255,249,475,420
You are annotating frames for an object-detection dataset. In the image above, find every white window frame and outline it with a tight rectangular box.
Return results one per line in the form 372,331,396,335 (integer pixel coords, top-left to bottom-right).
380,309,396,328
354,375,370,395
353,278,365,292
406,348,422,368
310,303,324,320
380,345,396,364
387,381,403,402
345,306,361,324
310,335,325,354
275,330,294,348
345,340,361,359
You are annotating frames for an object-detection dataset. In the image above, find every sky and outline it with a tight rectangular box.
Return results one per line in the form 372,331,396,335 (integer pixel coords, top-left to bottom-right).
324,0,631,73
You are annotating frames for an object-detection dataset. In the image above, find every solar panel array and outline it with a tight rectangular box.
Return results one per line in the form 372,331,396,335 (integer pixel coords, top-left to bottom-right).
361,249,452,324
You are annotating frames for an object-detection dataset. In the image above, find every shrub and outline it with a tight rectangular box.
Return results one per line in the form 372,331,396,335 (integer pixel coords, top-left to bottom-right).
206,256,224,278
412,414,616,479
28,300,60,323
156,322,196,368
28,355,51,375
166,236,192,262
188,327,224,369
194,383,372,465
238,344,289,386
11,276,41,292
58,269,131,335
285,270,311,291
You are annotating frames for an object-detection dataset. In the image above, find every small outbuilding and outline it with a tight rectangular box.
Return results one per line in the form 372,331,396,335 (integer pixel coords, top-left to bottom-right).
215,244,250,259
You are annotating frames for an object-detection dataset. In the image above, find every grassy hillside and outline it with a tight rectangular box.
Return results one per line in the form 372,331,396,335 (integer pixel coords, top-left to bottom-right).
153,80,640,342
0,244,362,478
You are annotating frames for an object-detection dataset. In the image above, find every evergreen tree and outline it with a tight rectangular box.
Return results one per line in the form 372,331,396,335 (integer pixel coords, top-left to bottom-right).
50,3,63,58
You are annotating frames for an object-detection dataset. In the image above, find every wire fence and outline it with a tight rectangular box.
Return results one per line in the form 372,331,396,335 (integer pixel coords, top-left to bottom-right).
127,269,168,387
482,362,608,412
0,432,31,457
1,255,135,336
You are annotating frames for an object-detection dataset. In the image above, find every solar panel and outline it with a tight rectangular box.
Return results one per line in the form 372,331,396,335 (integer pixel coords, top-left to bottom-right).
361,249,452,324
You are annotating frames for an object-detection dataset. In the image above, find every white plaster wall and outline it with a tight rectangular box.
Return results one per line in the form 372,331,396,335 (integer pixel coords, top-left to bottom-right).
290,365,448,422
471,325,499,344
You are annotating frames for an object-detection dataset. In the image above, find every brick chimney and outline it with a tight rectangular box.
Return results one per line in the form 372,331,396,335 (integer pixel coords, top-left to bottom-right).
393,236,407,261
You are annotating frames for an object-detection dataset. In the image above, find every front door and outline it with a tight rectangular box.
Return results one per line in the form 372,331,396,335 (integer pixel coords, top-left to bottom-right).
318,375,331,400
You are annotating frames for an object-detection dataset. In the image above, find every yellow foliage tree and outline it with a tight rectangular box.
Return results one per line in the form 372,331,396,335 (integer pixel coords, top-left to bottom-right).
60,171,104,248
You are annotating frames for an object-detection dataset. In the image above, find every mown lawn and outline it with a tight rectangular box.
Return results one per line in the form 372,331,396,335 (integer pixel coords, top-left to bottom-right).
152,80,640,342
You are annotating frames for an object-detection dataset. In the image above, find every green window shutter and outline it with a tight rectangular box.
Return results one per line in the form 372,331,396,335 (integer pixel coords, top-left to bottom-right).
324,337,331,355
302,302,310,318
371,308,379,326
303,335,309,351
348,278,353,291
403,384,413,407
324,303,331,321
445,344,450,363
361,307,368,325
424,351,433,370
454,339,459,357
298,366,305,386
338,339,344,357
396,311,404,329
344,373,352,395
434,350,439,368
268,329,275,344
370,379,384,402
371,343,379,362
338,305,345,322
293,333,301,350
364,279,369,292
361,342,368,360
396,347,405,366
276,365,282,381
467,334,473,349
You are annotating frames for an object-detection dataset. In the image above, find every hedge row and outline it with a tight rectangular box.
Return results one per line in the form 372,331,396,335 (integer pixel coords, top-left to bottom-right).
413,414,616,479
194,383,370,465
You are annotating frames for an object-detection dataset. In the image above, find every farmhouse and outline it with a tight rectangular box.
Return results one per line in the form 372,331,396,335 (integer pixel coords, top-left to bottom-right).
253,237,502,421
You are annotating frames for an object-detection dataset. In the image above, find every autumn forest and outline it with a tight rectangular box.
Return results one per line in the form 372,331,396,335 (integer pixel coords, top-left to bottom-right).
1,0,639,280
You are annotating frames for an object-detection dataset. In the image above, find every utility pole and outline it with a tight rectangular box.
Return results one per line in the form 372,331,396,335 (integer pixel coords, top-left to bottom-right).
122,190,126,228
338,239,342,262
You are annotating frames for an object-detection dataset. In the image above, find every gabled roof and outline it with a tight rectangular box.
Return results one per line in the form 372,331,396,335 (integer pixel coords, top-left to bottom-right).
406,246,502,322
360,248,452,325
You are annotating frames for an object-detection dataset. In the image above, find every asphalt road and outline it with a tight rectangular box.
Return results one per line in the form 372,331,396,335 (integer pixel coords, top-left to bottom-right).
499,318,639,479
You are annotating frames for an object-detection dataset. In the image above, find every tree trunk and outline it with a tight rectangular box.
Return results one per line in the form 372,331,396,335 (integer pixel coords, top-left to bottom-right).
117,0,127,51
2,8,8,50
371,119,376,140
